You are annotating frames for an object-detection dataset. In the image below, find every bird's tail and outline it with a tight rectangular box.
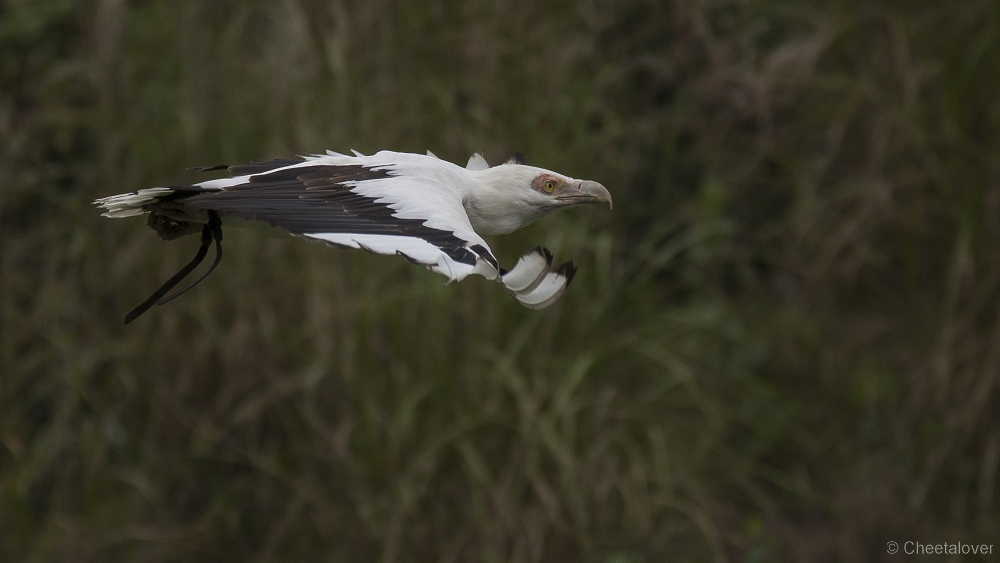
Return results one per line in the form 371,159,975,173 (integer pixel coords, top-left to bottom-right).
95,188,212,239
93,187,177,218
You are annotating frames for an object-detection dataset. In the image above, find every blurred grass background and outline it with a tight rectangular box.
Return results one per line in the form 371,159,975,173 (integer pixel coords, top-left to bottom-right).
2,0,999,561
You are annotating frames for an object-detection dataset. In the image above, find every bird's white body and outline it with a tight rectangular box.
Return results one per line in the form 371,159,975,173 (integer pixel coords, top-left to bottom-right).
95,149,611,318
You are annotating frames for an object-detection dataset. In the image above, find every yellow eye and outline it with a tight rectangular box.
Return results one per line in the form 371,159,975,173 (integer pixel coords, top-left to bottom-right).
544,181,555,192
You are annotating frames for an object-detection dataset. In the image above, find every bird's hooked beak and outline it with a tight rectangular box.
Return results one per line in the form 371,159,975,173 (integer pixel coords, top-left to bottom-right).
559,180,613,209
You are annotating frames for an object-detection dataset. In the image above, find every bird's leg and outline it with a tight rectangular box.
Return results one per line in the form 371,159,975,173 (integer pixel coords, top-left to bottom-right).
146,201,211,240
155,212,223,306
146,207,204,240
124,211,223,324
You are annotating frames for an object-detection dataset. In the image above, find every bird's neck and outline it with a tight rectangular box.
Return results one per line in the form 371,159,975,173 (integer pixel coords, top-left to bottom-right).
464,166,545,236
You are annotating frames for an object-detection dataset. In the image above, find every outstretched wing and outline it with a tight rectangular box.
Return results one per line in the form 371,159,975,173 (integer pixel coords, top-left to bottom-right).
164,152,501,282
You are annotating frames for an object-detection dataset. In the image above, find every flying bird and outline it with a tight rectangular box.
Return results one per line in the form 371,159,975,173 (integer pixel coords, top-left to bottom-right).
95,150,612,324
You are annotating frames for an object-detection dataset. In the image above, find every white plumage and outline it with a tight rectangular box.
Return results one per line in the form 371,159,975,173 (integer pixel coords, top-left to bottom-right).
95,149,612,322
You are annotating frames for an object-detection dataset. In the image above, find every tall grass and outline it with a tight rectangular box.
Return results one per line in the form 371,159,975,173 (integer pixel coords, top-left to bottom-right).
2,0,999,561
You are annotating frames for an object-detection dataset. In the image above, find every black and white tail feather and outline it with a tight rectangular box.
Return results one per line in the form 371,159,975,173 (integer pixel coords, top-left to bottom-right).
95,149,612,323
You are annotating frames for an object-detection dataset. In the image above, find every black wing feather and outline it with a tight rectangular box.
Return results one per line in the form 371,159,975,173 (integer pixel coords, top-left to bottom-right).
177,164,479,266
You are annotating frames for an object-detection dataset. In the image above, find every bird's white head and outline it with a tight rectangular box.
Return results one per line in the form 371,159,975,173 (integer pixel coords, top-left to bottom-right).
466,157,612,236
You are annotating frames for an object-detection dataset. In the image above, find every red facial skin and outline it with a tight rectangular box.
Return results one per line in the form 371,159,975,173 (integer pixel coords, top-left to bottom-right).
531,174,563,195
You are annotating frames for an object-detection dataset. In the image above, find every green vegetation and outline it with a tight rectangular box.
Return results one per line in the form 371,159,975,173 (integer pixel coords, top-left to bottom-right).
2,0,999,560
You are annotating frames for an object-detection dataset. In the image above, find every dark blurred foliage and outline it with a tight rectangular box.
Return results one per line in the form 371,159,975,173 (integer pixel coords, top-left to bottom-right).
2,0,999,561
